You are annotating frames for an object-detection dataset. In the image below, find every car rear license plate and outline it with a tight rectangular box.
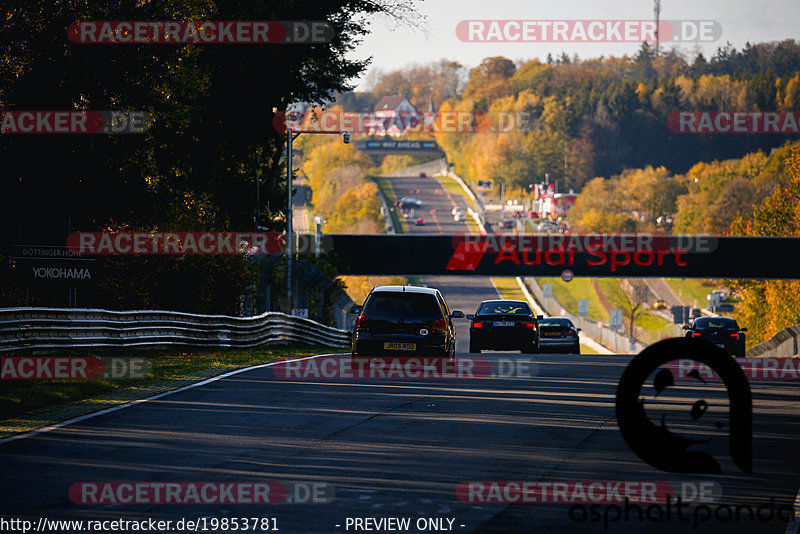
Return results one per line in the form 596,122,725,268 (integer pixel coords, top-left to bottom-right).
493,321,515,327
384,342,416,351
542,331,561,337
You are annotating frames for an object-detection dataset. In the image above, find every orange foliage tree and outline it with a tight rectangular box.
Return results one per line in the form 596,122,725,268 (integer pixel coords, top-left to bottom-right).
728,146,800,346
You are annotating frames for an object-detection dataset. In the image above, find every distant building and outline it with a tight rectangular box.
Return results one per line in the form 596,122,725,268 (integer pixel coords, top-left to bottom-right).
371,95,418,137
534,183,577,219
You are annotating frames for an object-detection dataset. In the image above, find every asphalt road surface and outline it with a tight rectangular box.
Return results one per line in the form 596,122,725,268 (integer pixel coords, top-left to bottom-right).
1,351,797,534
390,174,471,235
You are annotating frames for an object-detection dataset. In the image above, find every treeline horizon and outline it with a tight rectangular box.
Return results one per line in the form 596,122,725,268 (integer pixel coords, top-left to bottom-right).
334,39,800,189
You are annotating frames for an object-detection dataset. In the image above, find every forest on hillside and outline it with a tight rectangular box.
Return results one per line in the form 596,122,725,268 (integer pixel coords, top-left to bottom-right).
337,40,800,192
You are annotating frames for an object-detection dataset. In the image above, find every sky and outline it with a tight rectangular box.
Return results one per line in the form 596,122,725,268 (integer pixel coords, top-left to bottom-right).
345,0,800,91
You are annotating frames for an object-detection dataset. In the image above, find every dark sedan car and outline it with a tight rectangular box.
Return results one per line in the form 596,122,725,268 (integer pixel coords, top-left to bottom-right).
468,300,542,353
683,316,747,357
537,317,581,354
351,285,464,360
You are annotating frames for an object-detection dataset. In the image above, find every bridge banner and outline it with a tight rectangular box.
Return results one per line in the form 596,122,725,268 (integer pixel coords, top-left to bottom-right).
325,234,800,278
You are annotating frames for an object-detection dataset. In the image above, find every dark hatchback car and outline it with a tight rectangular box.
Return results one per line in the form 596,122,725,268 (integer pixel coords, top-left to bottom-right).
538,317,581,354
683,316,747,357
468,300,542,353
350,285,464,360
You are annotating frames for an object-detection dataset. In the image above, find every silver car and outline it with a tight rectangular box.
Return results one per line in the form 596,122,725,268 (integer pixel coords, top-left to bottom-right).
537,317,581,354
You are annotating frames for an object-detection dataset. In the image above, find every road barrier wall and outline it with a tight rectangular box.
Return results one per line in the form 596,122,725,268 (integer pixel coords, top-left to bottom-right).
747,322,800,358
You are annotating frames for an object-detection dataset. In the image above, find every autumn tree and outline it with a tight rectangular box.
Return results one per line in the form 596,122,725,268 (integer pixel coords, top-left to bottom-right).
0,0,419,311
728,146,800,345
618,280,650,339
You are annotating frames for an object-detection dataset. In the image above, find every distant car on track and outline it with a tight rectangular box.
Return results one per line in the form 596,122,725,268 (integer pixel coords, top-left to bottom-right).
683,316,746,357
498,219,515,229
537,317,581,354
415,217,426,225
537,221,560,233
539,317,581,354
453,212,466,221
396,197,424,209
468,300,542,353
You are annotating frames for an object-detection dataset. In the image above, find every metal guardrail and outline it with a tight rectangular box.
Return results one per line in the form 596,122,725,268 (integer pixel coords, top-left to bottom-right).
0,307,352,353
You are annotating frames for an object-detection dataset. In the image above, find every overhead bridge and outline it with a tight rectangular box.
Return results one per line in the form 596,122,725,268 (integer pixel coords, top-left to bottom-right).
320,234,800,278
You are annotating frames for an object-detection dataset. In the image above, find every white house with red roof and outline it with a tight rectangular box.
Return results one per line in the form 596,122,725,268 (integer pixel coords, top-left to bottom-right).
370,95,418,137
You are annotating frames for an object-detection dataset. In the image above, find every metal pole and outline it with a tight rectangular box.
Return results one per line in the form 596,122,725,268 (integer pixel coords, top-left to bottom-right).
256,151,261,227
286,128,293,312
314,215,323,257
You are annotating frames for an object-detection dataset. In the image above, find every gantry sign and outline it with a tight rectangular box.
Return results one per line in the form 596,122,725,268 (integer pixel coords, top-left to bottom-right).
324,234,800,278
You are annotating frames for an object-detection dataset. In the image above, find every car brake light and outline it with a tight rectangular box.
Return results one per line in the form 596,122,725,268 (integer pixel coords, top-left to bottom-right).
524,322,536,328
432,318,446,331
565,331,576,337
356,315,369,331
690,332,701,337
730,333,740,339
473,322,483,328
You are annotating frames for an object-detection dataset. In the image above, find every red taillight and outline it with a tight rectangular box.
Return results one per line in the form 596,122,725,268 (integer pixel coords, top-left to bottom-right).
356,315,369,331
473,322,483,328
730,333,740,339
432,318,446,331
524,322,536,328
565,331,576,337
690,332,701,337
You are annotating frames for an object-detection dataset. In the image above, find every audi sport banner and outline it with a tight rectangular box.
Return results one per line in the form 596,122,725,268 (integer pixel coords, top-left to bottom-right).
325,234,800,278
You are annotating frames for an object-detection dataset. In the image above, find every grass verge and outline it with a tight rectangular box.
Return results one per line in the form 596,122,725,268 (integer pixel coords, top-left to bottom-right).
491,277,525,300
0,344,347,438
537,277,606,319
371,176,407,233
538,277,679,345
665,278,720,308
436,176,476,210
